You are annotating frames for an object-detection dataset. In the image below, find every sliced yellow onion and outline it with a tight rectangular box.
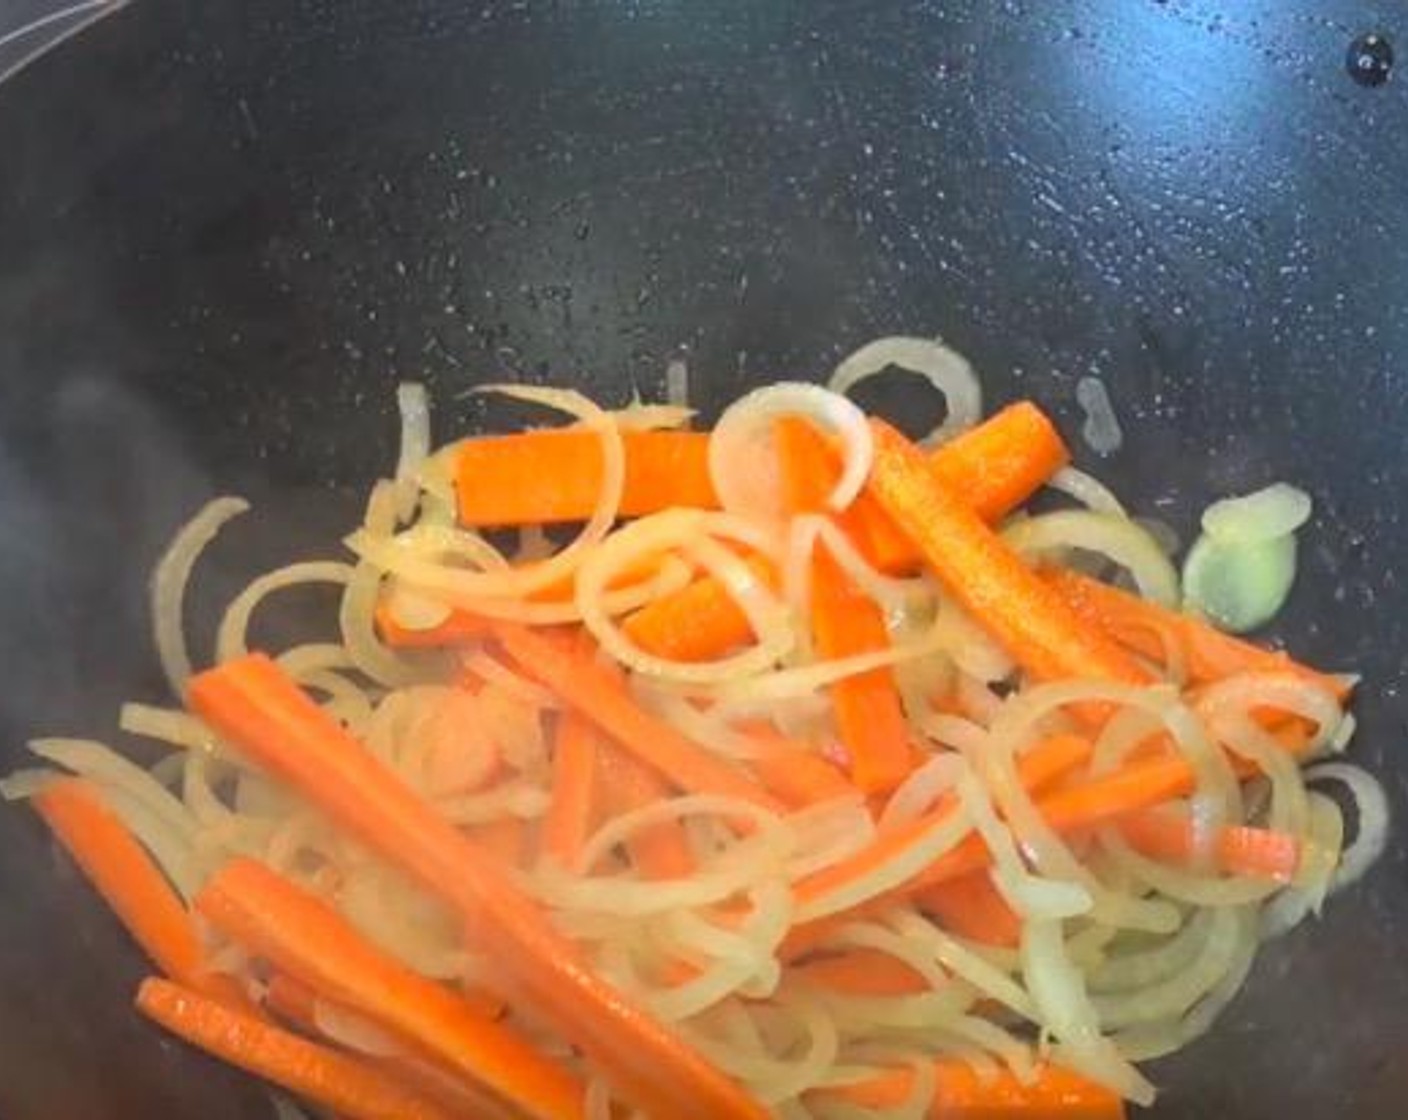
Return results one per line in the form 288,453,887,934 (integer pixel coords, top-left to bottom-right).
366,385,623,601
829,336,981,446
1021,919,1155,1105
151,496,250,698
609,402,696,431
575,509,793,683
1003,510,1179,607
1305,762,1389,894
1047,466,1128,517
393,381,431,524
215,561,354,663
709,382,872,522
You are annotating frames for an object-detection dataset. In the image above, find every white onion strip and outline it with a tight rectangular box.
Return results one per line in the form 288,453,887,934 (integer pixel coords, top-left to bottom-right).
1305,762,1389,893
1047,466,1128,517
362,386,624,601
393,381,431,524
1003,510,1179,607
151,496,249,698
215,561,354,663
575,509,794,683
829,336,981,447
709,382,872,522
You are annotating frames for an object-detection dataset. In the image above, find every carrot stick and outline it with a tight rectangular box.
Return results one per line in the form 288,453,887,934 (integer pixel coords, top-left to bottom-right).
1045,568,1350,700
263,972,514,1118
264,971,319,1032
540,713,602,871
916,871,1022,948
865,418,1150,691
136,977,458,1120
621,554,779,663
375,601,491,649
930,401,1072,524
737,725,860,809
187,655,766,1120
598,742,696,879
792,949,930,997
817,1059,1126,1119
455,429,715,525
621,402,1069,662
197,858,583,1120
1117,809,1300,882
468,815,530,866
33,779,247,1006
494,623,785,814
777,417,912,793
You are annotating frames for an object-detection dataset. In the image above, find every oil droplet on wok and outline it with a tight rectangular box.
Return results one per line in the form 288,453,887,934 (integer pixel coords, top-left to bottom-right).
1346,33,1394,87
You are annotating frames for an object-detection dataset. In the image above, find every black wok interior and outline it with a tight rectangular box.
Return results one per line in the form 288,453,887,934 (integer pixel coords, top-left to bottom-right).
1,1,1406,1116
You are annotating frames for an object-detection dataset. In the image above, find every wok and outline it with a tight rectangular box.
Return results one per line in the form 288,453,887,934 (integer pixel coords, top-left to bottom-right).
0,1,1405,1117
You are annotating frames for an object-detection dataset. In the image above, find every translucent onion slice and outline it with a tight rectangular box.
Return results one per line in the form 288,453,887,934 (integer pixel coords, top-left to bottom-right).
29,737,198,838
1021,919,1155,1105
1201,483,1312,544
1047,466,1128,517
151,496,250,698
1003,510,1179,607
215,561,354,663
392,381,431,524
312,997,407,1058
1305,762,1390,893
365,385,624,601
1182,531,1297,634
575,508,793,683
709,382,872,522
610,403,696,431
829,336,982,446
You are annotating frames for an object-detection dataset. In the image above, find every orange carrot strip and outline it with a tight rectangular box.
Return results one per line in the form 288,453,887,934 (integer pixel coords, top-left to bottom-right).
1117,809,1300,882
917,871,1023,948
136,977,457,1120
865,418,1150,690
818,1059,1126,1119
264,972,512,1118
264,971,319,1032
375,601,491,649
740,729,860,809
197,858,582,1120
1046,568,1350,700
620,554,779,663
188,655,766,1120
34,779,246,1005
622,402,1068,662
468,815,530,866
540,713,602,870
494,623,785,814
792,949,930,997
928,400,1072,526
598,742,696,880
455,429,715,525
777,416,911,793
36,779,204,984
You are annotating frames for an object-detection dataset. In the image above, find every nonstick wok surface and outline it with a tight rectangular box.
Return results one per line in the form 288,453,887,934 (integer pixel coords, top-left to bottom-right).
1,2,1406,1117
